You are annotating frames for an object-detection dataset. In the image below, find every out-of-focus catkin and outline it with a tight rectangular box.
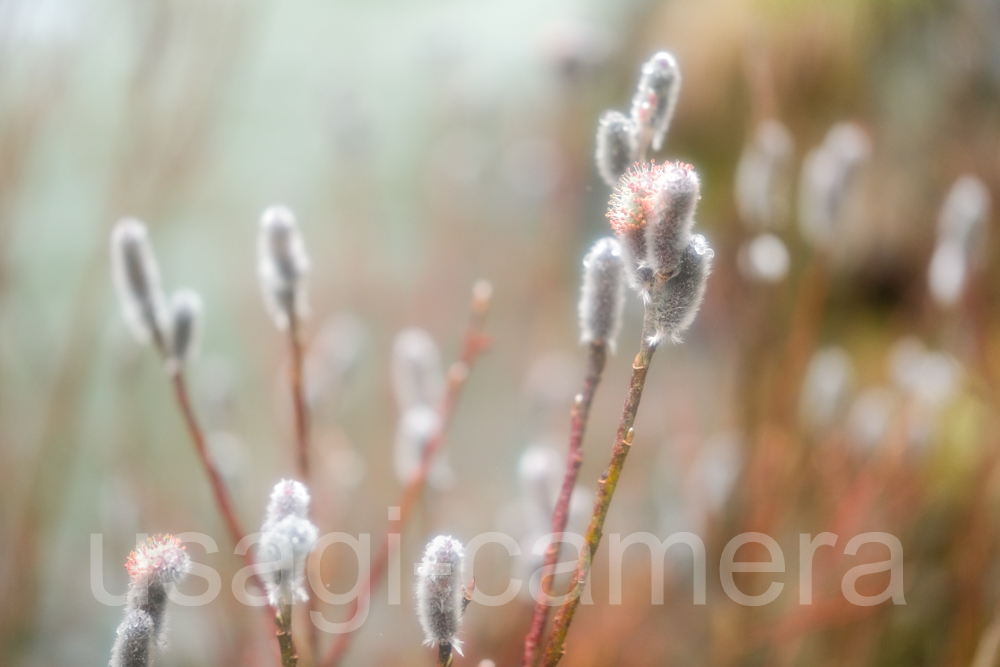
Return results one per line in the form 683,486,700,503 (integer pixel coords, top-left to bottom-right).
391,328,445,410
630,51,681,155
257,205,310,330
578,237,625,352
797,122,870,248
258,479,318,606
111,218,168,348
595,111,636,188
167,289,202,369
416,535,466,654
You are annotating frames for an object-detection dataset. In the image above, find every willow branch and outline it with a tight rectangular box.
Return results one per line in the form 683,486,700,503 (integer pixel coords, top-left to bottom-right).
540,308,657,667
319,282,492,667
275,602,298,667
170,369,262,590
521,341,608,666
288,310,310,479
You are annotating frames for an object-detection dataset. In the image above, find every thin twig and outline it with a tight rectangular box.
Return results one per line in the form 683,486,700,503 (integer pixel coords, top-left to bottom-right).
540,308,658,667
319,281,492,667
522,341,608,666
275,602,298,667
170,369,262,589
288,310,310,479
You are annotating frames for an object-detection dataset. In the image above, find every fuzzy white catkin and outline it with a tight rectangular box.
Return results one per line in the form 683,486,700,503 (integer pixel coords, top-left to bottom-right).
111,218,168,346
737,232,790,284
928,175,991,307
799,346,854,431
595,111,637,188
648,234,713,345
578,237,625,352
168,289,202,367
391,328,445,410
113,534,191,667
258,479,318,606
630,51,681,154
416,535,465,653
645,163,699,279
110,609,154,667
257,205,310,330
797,122,870,248
734,119,794,230
394,404,441,484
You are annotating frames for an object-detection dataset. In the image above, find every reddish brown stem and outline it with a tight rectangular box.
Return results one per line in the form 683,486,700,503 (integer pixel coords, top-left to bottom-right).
319,282,492,667
540,309,657,666
521,341,608,667
170,369,262,590
288,312,310,480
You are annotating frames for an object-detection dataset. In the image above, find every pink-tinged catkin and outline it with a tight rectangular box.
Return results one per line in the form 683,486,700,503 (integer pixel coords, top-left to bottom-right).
630,51,681,154
258,479,318,606
607,161,697,297
111,218,168,348
110,535,190,667
257,205,310,330
578,237,625,352
167,289,202,369
416,535,466,654
648,234,713,345
595,110,637,188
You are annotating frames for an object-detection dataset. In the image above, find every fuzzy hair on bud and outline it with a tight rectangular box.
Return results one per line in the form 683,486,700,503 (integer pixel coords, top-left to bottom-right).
595,110,637,188
109,608,154,667
578,237,625,352
630,51,681,154
416,535,466,655
120,534,190,654
258,479,318,606
391,328,445,410
257,205,310,330
797,122,870,248
607,161,699,298
648,234,713,345
735,119,794,230
111,218,168,348
645,162,699,279
167,289,202,368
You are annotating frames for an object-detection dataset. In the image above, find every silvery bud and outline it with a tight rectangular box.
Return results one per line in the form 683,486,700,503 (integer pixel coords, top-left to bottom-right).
578,237,625,352
258,479,318,606
798,122,870,248
109,609,154,667
394,404,441,484
391,328,445,410
648,234,713,345
122,534,190,649
645,162,699,279
416,535,466,654
734,119,794,230
630,51,681,155
257,205,310,330
167,289,202,368
928,175,991,307
111,218,168,348
595,110,637,188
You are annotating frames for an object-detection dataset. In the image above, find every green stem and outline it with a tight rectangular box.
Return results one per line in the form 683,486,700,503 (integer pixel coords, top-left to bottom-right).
540,307,658,666
275,602,298,667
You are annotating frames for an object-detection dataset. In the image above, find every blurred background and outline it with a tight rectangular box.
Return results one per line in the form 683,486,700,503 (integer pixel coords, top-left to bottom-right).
2,0,1000,665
